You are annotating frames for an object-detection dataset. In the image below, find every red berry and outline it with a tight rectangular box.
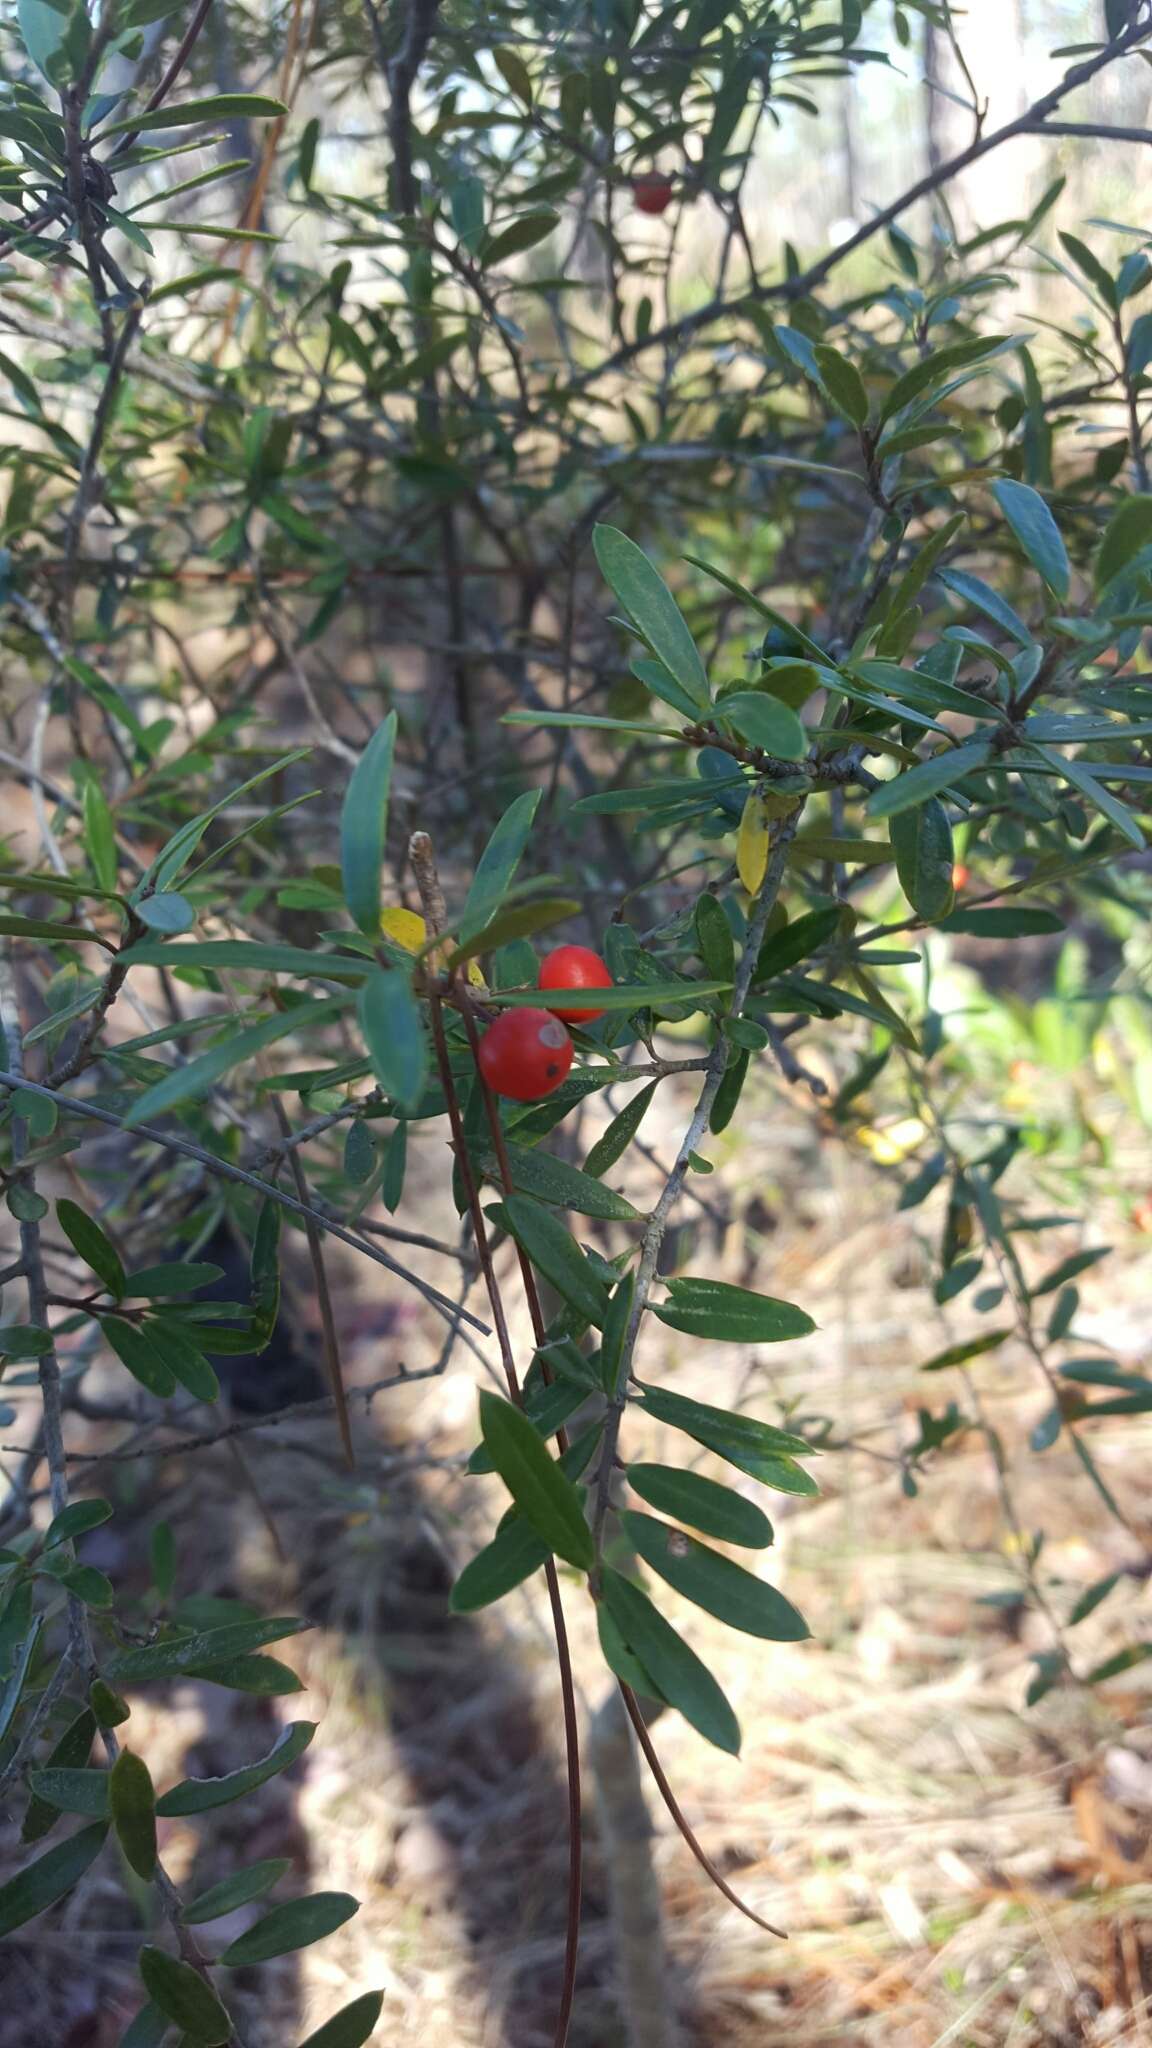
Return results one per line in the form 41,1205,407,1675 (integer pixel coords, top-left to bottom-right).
538,944,614,1023
951,862,970,891
478,1007,574,1101
631,173,674,216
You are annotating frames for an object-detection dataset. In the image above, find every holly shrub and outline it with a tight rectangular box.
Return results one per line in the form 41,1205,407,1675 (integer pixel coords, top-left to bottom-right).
2,0,1152,2041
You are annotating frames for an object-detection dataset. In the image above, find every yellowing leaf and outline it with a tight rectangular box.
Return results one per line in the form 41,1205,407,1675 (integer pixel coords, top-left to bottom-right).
380,904,483,984
381,905,428,952
736,793,771,894
855,1116,927,1165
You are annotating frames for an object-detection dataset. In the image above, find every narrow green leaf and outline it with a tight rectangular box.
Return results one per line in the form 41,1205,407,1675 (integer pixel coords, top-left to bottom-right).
124,1263,224,1296
55,1198,126,1300
593,525,710,708
1097,494,1152,590
991,478,1070,599
123,996,349,1128
296,1991,385,2048
22,1709,96,1844
621,1512,809,1640
493,978,729,1012
866,739,994,820
920,1329,1013,1372
116,1999,169,2048
0,913,113,949
599,1569,740,1754
0,1823,107,1937
599,1270,635,1398
939,906,1064,937
83,781,117,892
1040,745,1146,847
184,1859,292,1925
638,1384,818,1494
478,1390,594,1570
104,1319,177,1398
812,343,869,426
220,1891,359,1966
583,1080,658,1179
485,1144,639,1221
145,1322,220,1403
106,1618,309,1685
449,1516,550,1612
626,1465,773,1547
340,711,397,934
755,905,841,981
890,798,955,921
357,969,428,1113
26,1767,109,1816
494,1195,609,1327
460,790,542,938
110,1750,157,1880
652,1276,814,1344
157,1721,315,1816
137,1946,232,2044
100,93,288,138
444,896,579,966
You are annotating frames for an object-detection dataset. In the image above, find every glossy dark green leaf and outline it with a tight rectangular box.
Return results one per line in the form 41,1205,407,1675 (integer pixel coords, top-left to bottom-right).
120,939,361,979
478,1390,594,1570
1097,493,1152,590
493,1195,609,1327
596,1602,665,1701
1031,1246,1110,1297
125,1263,224,1297
357,969,427,1113
710,1048,749,1135
622,1512,809,1640
110,1750,157,1880
449,1515,550,1612
296,1991,385,2048
135,892,194,935
991,478,1070,598
652,1276,814,1344
599,1569,740,1753
593,525,710,708
890,799,954,921
0,1823,107,1937
694,894,735,982
480,209,558,263
638,1384,818,1494
460,789,542,938
220,1891,359,1966
137,1946,232,2044
56,1199,126,1300
598,1270,636,1399
626,1465,773,1547
485,1143,639,1220
340,711,397,934
157,1720,315,1816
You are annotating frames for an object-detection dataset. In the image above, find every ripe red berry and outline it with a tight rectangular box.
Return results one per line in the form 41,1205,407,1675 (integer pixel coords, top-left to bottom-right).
951,862,970,891
538,944,614,1023
478,1007,574,1101
631,172,674,216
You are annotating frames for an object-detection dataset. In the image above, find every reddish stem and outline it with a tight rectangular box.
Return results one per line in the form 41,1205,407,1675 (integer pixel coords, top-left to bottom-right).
427,989,583,2046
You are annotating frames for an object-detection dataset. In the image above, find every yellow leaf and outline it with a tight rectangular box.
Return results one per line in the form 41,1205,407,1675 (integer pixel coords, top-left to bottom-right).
380,903,484,985
381,905,428,952
736,792,771,894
